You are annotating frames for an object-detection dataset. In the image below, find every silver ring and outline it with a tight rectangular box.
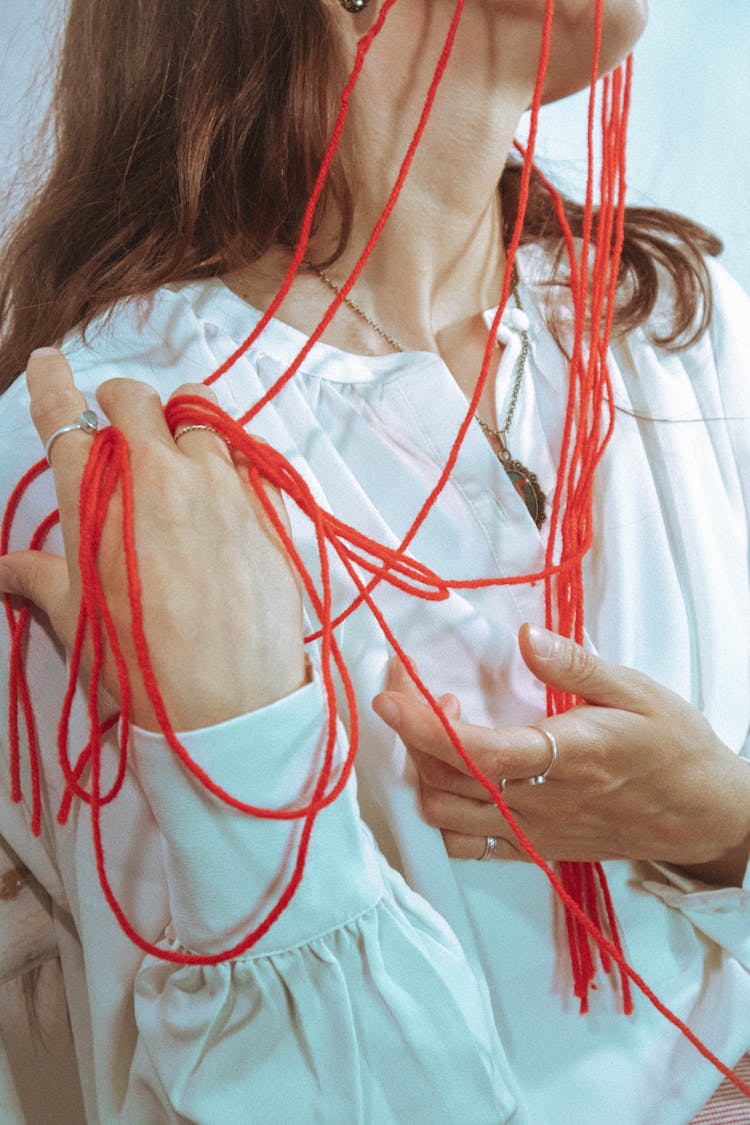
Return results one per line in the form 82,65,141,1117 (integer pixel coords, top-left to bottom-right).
478,835,497,862
527,725,558,786
44,410,99,463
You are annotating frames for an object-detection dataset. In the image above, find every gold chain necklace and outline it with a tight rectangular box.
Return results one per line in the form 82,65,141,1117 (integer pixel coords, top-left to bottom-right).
306,262,547,529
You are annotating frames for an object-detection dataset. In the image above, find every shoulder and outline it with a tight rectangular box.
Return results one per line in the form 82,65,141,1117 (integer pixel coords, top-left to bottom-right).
600,247,746,403
0,281,223,524
0,281,223,428
59,281,225,399
703,257,750,374
0,278,225,436
649,256,750,412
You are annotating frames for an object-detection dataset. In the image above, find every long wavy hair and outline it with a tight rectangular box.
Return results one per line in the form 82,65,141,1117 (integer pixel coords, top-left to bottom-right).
0,0,722,394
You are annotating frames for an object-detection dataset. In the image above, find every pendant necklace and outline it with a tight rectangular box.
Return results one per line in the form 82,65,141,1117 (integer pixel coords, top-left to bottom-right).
306,261,548,530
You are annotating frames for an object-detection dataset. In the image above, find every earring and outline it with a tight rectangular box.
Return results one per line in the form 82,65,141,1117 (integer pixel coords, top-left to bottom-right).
339,0,369,11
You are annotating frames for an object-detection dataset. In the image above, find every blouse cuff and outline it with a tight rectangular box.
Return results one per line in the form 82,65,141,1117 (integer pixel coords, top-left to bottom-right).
644,857,750,968
129,674,383,956
642,741,750,966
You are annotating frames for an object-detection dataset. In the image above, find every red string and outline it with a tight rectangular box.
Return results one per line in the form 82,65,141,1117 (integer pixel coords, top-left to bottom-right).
3,0,749,1099
202,0,402,394
231,0,469,430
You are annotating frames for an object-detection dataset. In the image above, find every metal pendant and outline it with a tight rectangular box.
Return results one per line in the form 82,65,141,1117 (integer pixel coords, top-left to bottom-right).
495,431,547,530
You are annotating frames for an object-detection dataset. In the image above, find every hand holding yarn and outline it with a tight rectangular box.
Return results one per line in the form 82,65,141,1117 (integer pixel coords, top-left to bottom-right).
372,624,750,885
0,348,306,731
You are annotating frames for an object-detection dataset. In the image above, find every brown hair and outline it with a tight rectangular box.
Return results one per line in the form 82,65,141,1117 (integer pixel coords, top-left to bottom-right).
0,0,723,395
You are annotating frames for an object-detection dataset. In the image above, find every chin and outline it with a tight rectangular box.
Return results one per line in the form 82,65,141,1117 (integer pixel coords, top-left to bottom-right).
599,0,649,71
540,0,649,105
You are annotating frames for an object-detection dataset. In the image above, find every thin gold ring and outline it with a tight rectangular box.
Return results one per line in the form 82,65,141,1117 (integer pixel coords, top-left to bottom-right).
173,424,221,441
174,424,232,452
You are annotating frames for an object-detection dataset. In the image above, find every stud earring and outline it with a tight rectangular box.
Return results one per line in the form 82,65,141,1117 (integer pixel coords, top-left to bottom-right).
339,0,370,12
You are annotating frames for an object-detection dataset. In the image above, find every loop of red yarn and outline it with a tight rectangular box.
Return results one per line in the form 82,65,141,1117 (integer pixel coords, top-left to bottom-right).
3,0,749,1099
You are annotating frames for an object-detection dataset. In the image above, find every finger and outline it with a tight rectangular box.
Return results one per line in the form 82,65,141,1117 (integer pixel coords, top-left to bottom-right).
371,691,554,783
421,786,512,836
411,748,497,801
519,622,656,713
385,655,462,717
168,384,233,467
444,830,624,864
229,436,297,554
384,654,427,694
95,378,174,450
26,348,99,567
385,655,463,725
0,550,70,639
441,831,523,862
385,654,416,693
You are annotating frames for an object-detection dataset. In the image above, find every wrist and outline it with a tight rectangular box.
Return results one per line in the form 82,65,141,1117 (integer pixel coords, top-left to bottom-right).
676,834,750,889
136,643,309,733
673,756,750,888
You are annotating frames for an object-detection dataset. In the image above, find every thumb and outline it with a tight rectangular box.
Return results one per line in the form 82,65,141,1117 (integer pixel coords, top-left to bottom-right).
518,622,650,712
0,551,70,634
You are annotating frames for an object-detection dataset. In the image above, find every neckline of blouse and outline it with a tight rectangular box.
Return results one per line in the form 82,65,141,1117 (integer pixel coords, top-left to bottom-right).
170,252,545,388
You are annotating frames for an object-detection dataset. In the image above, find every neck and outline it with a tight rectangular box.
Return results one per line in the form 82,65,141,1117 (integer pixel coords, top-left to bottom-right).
223,6,536,368
306,4,533,353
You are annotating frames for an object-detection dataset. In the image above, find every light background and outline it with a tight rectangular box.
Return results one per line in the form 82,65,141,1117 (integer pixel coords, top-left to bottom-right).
0,2,748,1122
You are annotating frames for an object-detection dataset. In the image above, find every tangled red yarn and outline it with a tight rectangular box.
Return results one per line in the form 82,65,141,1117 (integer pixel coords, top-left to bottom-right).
3,0,749,1100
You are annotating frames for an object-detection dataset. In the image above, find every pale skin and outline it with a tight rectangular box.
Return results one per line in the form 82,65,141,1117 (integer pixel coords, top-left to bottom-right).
1,1,748,885
0,352,307,732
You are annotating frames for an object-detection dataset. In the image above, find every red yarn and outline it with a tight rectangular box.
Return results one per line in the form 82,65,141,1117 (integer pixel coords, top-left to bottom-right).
3,0,749,1100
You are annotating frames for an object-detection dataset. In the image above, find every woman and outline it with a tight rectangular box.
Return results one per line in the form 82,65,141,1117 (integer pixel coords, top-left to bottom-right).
0,1,748,1122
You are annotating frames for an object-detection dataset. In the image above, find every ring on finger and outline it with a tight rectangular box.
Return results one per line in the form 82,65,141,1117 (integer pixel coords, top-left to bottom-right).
174,423,220,440
174,424,231,449
527,725,558,786
478,835,498,862
44,410,99,463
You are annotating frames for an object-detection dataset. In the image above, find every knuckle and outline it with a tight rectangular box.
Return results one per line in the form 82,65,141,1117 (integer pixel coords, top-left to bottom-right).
413,753,445,787
566,642,599,686
96,377,160,410
30,385,80,430
145,446,182,489
443,832,465,860
420,787,445,826
490,748,514,783
171,382,218,402
151,459,194,510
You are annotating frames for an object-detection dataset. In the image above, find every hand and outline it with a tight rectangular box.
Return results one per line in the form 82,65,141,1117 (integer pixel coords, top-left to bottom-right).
0,349,306,730
372,624,750,885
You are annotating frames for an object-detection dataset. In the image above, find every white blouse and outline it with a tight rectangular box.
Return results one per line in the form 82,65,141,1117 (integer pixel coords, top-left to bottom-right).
0,247,748,1124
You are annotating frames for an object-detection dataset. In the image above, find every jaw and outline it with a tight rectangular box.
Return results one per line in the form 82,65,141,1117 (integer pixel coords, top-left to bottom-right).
539,0,649,105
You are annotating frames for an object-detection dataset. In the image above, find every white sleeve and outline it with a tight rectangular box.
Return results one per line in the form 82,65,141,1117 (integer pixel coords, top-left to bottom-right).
642,257,750,966
126,674,516,1124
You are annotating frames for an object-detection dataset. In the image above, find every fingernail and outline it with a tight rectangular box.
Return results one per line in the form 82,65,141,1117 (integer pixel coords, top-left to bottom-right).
372,693,400,727
0,561,21,596
29,347,61,358
527,624,560,659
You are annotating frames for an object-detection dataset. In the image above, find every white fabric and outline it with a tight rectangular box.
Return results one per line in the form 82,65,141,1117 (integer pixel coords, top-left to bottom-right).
0,248,748,1124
